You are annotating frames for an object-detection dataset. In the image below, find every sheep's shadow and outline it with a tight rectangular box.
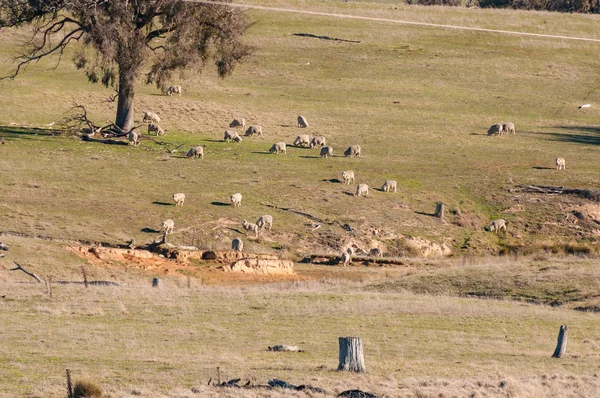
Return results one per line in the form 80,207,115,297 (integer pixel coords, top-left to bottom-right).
251,151,273,155
322,178,342,183
211,201,231,207
205,139,225,143
299,155,321,159
280,124,295,128
152,201,173,206
372,188,385,192
343,192,356,197
292,145,311,149
228,227,244,234
141,227,161,233
532,166,554,170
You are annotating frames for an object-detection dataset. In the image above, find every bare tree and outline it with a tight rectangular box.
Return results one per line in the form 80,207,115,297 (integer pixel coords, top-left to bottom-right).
0,0,252,132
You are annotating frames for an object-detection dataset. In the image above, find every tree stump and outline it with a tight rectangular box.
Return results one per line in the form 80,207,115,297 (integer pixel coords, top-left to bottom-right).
434,202,445,220
337,337,366,373
552,325,568,358
152,277,161,288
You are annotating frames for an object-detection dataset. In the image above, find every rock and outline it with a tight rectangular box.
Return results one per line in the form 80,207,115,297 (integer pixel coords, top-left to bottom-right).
223,259,296,275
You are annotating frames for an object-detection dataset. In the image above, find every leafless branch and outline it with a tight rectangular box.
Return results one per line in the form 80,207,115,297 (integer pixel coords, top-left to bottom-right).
10,262,42,283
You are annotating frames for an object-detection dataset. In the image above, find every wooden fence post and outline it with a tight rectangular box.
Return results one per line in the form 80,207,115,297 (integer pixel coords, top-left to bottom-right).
337,337,366,373
552,325,568,358
434,202,445,220
152,277,161,288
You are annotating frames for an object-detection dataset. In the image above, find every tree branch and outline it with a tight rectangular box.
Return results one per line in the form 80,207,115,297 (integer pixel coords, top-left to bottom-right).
10,262,42,283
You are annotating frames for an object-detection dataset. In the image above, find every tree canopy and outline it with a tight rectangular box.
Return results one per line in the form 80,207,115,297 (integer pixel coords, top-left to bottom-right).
0,0,253,131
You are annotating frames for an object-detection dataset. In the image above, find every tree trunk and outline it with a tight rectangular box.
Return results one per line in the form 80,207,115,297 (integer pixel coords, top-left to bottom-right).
552,325,568,358
434,202,445,219
337,337,366,373
115,69,136,132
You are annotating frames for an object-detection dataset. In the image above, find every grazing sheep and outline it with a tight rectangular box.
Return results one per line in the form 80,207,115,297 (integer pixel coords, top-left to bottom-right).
502,122,515,135
320,146,333,158
370,248,383,257
229,118,246,128
356,183,369,197
488,219,507,233
293,134,311,147
297,115,309,128
245,125,262,137
186,146,204,159
162,219,175,235
173,192,185,207
230,193,242,207
342,170,355,185
241,219,259,238
148,123,164,136
344,145,362,157
232,237,243,252
128,130,139,146
487,123,503,136
256,215,273,230
142,111,160,124
556,157,566,170
340,251,351,267
310,136,326,148
269,141,286,154
224,130,242,143
382,180,397,193
166,85,182,96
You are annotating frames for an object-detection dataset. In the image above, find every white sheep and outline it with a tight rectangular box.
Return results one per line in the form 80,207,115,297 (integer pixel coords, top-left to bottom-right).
382,180,397,193
245,125,262,137
293,134,311,147
344,145,362,157
269,141,286,154
310,136,326,148
340,251,351,267
224,130,242,143
341,170,355,185
229,118,246,128
487,123,503,136
232,237,243,252
148,123,164,136
162,219,175,235
186,146,204,159
488,219,507,233
241,219,259,238
320,146,333,158
579,104,591,109
128,130,139,146
173,192,185,207
166,85,182,96
356,183,369,197
556,157,566,170
297,115,309,128
370,248,383,257
502,122,515,135
256,215,273,230
142,111,160,124
230,193,242,207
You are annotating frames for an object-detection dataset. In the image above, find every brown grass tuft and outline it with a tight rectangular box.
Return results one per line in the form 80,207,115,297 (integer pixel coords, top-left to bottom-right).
73,380,103,398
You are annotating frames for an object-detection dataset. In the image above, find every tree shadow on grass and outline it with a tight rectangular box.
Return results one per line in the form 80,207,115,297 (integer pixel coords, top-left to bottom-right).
536,126,600,146
211,201,231,207
152,201,173,206
0,125,60,140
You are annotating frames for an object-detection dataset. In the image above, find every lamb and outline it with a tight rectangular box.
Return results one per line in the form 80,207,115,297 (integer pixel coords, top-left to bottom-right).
341,170,355,185
344,145,362,157
229,118,246,128
269,141,286,154
224,130,242,143
173,192,185,207
293,134,311,147
148,123,164,136
556,157,566,170
256,215,273,231
232,237,244,252
162,219,175,235
310,136,326,148
487,123,503,136
356,183,369,197
142,111,160,124
297,115,309,128
370,248,383,257
245,125,262,137
166,85,182,96
186,146,204,159
382,180,397,193
502,122,515,135
128,130,139,146
320,146,333,158
488,219,507,233
230,192,242,207
340,251,351,267
241,219,259,238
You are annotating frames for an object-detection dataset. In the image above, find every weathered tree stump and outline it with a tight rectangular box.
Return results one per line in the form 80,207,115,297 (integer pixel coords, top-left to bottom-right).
337,337,366,373
152,277,161,288
552,324,568,358
434,202,445,220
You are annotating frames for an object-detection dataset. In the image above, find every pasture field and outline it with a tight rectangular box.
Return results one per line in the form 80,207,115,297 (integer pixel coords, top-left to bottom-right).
1,1,600,396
